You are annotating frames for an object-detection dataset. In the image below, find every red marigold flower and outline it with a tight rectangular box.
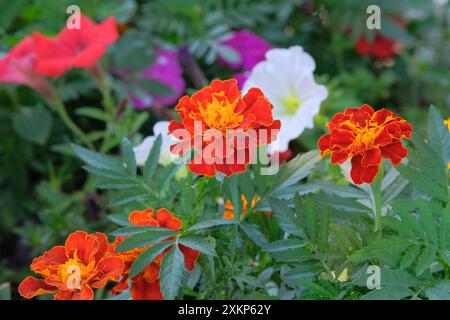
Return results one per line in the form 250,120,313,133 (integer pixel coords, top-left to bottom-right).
0,36,54,99
18,231,124,300
32,14,118,77
112,208,200,300
318,104,412,184
168,79,281,176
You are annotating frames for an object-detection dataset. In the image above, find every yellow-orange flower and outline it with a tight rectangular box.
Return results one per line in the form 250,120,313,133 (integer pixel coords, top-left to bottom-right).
18,231,124,300
223,194,271,219
318,104,412,184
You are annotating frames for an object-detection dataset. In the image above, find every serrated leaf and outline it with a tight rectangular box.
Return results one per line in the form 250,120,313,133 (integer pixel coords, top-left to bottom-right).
179,237,216,256
415,246,436,276
107,213,132,227
399,245,421,270
115,230,175,252
426,280,450,300
142,134,162,180
239,222,268,247
187,219,236,232
159,245,185,300
121,138,137,176
72,144,126,174
361,286,413,300
130,242,173,277
270,150,321,195
267,197,302,237
264,239,305,252
110,226,176,237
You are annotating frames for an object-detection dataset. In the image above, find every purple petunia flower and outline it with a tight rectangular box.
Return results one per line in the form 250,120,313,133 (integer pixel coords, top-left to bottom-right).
220,29,272,71
131,48,185,109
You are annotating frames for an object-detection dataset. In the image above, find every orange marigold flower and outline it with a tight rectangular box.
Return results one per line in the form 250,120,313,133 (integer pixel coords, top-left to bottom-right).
318,104,412,184
18,231,124,300
223,194,271,219
112,208,200,300
168,79,281,176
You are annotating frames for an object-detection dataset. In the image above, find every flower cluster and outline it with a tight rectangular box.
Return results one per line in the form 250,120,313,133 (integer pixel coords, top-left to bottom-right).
111,208,199,300
19,208,199,300
18,231,124,300
318,104,412,184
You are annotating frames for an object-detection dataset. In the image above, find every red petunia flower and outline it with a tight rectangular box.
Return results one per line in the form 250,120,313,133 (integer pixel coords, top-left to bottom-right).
168,79,281,176
112,208,200,300
318,104,412,184
32,14,118,77
355,33,403,59
0,37,54,99
354,18,406,59
18,231,124,300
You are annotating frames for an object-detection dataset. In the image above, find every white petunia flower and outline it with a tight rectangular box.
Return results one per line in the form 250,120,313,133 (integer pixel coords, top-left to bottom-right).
134,121,171,166
242,46,328,153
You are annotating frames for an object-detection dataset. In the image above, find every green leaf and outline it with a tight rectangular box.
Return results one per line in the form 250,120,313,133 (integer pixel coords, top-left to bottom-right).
109,190,152,207
187,219,236,232
110,226,176,237
107,213,132,227
239,222,268,248
399,245,421,270
439,206,450,250
179,237,216,256
115,230,175,252
417,199,438,245
267,197,302,237
71,144,126,174
121,138,137,176
13,106,52,145
159,245,185,300
426,280,450,300
270,150,321,195
142,134,162,180
264,239,305,252
361,286,414,300
75,107,107,121
130,242,173,277
428,105,450,163
0,283,11,300
415,246,436,276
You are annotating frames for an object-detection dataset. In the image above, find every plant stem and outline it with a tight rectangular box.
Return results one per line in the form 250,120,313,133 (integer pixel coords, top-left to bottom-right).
50,96,94,149
371,162,384,236
95,65,116,153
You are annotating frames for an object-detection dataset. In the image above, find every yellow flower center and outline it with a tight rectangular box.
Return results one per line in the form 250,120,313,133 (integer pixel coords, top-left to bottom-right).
281,95,300,114
198,91,243,130
58,257,93,290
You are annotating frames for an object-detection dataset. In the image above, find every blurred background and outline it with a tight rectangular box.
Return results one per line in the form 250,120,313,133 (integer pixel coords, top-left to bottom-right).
0,0,449,299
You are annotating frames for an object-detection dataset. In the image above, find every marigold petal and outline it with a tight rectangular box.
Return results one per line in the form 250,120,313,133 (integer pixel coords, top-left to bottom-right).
154,208,182,231
54,285,94,300
179,245,200,271
131,275,163,300
380,140,408,165
91,256,124,288
361,148,382,167
18,276,58,299
65,231,100,265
